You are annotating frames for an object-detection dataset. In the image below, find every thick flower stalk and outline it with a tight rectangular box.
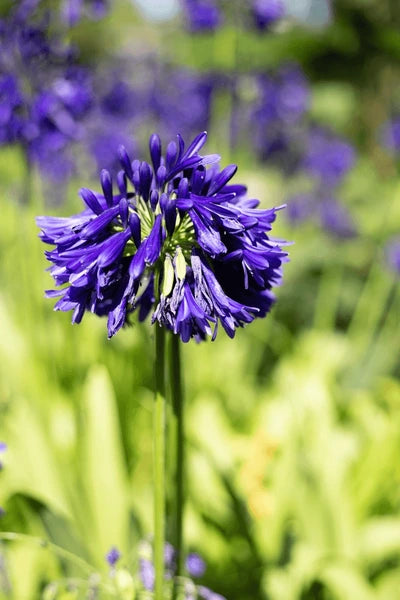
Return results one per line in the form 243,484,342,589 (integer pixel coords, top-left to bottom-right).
37,132,288,341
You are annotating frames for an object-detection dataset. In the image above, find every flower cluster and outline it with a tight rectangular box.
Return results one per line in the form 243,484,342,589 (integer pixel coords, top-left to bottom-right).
251,65,310,171
182,0,285,32
115,540,225,599
37,132,288,342
0,2,96,182
61,0,109,26
287,127,356,238
381,117,400,155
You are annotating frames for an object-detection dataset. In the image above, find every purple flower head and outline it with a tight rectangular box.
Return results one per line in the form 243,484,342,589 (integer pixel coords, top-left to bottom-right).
183,0,223,32
302,128,356,187
106,546,121,567
381,118,400,154
186,552,206,578
252,0,285,30
37,132,288,342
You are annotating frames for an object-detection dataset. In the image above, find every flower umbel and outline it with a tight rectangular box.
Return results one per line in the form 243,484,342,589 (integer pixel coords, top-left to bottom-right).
37,132,288,341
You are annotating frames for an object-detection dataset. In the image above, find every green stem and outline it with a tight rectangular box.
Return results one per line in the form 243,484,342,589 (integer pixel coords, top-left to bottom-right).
169,333,185,579
154,325,166,600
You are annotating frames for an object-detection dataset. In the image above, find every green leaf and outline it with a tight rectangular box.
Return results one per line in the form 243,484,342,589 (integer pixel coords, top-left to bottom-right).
82,366,130,567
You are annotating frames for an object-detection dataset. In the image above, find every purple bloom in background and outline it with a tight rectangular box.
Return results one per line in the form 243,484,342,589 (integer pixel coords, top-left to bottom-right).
252,0,285,30
251,65,310,170
147,67,215,143
319,197,356,238
106,546,121,567
286,193,316,224
286,191,356,239
140,558,155,590
302,128,356,187
183,0,223,32
0,442,6,470
198,585,227,600
385,237,400,274
186,552,206,577
37,132,288,342
0,1,95,183
0,74,24,144
62,0,109,25
381,118,400,154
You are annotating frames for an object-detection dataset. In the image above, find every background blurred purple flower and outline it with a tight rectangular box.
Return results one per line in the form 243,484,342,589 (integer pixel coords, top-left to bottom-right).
183,0,223,32
252,0,285,30
287,190,356,238
319,197,356,238
61,0,109,25
105,546,121,568
385,237,400,274
186,552,206,578
302,128,356,187
251,65,310,170
381,118,400,154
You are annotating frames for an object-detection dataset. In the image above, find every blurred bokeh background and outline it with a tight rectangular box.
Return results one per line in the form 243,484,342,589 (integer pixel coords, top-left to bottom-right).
2,0,400,598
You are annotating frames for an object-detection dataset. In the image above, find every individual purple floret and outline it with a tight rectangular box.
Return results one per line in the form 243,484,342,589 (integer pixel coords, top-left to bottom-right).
37,132,288,342
106,546,121,567
302,128,356,187
381,118,400,154
186,552,206,578
252,0,285,30
183,0,223,32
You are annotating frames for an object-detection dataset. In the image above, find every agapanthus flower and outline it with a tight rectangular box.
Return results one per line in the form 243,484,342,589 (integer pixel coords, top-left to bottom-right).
252,0,285,30
37,132,288,342
183,0,223,32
